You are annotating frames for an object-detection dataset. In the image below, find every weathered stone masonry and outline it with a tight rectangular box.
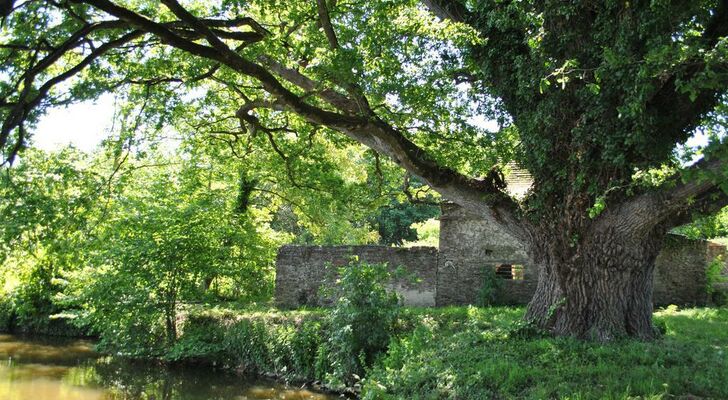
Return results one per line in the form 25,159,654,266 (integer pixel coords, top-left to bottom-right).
436,202,534,306
275,245,439,307
275,203,727,308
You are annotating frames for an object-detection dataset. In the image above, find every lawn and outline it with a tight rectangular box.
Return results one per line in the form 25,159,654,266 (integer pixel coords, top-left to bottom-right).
363,306,728,399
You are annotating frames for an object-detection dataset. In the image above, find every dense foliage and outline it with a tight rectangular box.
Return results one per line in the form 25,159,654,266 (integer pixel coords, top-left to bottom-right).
372,198,440,246
0,141,416,346
167,260,401,390
0,0,727,345
322,261,401,386
99,304,728,399
0,149,103,334
675,207,728,239
0,4,726,398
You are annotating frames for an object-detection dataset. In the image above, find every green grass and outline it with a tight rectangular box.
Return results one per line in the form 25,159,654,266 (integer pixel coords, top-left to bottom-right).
169,304,728,399
363,306,728,400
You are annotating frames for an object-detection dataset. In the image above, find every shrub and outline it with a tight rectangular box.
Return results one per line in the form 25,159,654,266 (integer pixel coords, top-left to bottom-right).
322,260,400,386
476,266,503,307
706,255,727,306
168,309,327,381
0,296,15,332
166,314,228,363
222,319,275,372
159,261,402,389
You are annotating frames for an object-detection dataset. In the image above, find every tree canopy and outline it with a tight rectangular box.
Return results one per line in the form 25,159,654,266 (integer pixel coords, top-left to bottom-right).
1,0,727,340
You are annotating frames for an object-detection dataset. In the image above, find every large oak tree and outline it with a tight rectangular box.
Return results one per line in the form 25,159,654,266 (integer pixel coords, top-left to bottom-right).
1,0,727,340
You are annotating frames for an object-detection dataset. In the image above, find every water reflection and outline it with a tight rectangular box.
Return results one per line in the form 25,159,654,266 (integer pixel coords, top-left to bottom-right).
0,334,333,400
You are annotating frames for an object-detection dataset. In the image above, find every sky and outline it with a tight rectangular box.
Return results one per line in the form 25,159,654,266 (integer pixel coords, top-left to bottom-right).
32,94,115,153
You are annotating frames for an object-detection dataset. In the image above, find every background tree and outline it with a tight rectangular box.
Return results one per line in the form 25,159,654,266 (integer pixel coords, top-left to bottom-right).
70,161,283,354
371,174,440,246
1,0,727,340
674,206,728,240
0,110,393,348
0,148,104,332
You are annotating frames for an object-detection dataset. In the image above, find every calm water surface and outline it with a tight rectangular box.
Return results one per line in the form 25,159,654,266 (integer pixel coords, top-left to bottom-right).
0,334,334,400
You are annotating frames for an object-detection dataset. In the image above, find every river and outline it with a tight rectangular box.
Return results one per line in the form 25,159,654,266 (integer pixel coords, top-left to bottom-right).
0,334,335,400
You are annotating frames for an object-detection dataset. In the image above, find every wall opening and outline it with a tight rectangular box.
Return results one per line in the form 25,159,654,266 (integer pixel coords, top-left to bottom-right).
495,264,525,280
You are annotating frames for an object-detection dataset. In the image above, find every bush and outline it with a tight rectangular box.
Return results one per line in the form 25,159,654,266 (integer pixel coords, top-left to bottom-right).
476,266,503,307
159,261,402,389
706,255,727,306
168,308,327,382
321,260,401,386
166,314,228,363
0,296,15,332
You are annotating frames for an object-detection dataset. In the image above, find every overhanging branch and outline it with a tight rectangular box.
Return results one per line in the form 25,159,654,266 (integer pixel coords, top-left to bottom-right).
421,0,469,23
316,0,338,49
603,157,728,237
1,27,143,164
12,0,528,239
645,1,728,143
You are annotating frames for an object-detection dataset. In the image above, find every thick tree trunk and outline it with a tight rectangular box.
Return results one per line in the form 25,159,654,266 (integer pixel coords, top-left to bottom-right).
524,226,665,341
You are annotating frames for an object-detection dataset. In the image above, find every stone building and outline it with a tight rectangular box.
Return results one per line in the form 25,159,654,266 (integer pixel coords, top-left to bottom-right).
275,202,727,308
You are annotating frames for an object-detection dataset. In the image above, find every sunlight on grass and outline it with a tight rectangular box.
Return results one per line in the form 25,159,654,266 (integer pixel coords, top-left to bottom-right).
363,306,728,400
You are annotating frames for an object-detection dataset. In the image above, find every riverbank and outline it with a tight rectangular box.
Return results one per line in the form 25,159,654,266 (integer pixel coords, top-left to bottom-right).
167,305,728,399
0,333,334,399
3,304,728,399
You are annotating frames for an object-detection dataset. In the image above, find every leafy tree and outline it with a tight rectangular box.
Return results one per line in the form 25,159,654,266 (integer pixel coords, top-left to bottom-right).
674,206,728,239
2,0,727,340
370,174,440,246
65,156,286,353
0,148,104,329
372,199,439,246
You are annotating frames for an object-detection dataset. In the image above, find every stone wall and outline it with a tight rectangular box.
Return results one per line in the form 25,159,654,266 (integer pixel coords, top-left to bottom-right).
275,245,438,308
275,204,726,308
441,203,724,307
436,202,535,305
652,235,711,306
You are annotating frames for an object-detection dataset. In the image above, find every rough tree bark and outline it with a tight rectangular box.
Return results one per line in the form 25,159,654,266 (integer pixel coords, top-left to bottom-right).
418,1,728,341
524,158,728,340
525,225,665,340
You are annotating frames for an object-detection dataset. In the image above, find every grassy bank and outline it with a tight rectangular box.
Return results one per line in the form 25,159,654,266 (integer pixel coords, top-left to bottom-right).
4,293,727,399
165,305,728,399
363,306,728,399
0,297,88,337
167,306,327,382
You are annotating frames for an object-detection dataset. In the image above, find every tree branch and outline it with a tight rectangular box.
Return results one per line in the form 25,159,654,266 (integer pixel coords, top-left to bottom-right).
645,1,728,144
257,55,360,114
421,0,469,23
1,20,128,152
669,187,728,228
1,28,143,164
64,0,527,239
79,0,365,128
316,0,338,49
603,157,727,237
